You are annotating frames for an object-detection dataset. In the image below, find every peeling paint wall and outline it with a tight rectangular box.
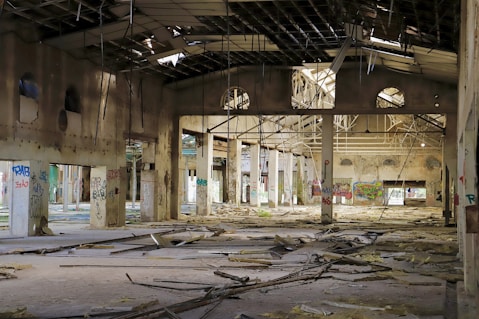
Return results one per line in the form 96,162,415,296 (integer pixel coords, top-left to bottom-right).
334,153,442,206
0,33,169,225
457,0,479,299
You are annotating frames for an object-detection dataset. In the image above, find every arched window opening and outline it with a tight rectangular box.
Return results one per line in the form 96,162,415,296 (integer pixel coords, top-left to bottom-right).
376,87,404,109
19,72,39,100
65,85,81,113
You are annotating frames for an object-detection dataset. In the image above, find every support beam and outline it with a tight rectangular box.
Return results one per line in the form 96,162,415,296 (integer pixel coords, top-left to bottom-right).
283,152,294,206
90,166,125,228
196,133,213,216
321,114,334,224
249,144,261,207
10,161,49,236
296,155,306,205
268,149,279,208
227,139,242,205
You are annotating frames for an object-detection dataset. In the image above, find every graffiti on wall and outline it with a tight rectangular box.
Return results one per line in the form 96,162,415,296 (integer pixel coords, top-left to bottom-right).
12,165,30,177
333,182,353,199
91,177,106,220
30,171,46,219
322,196,332,205
197,178,207,186
311,179,321,196
353,181,384,200
107,169,120,181
12,165,47,219
466,194,476,204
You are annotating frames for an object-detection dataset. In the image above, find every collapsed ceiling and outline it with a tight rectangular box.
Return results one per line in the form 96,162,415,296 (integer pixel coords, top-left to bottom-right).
1,0,459,155
1,0,459,82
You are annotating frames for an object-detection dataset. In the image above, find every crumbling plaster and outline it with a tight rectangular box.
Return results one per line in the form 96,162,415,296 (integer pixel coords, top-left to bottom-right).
165,67,293,116
456,0,479,307
333,153,442,207
0,33,164,166
0,32,174,225
336,67,457,115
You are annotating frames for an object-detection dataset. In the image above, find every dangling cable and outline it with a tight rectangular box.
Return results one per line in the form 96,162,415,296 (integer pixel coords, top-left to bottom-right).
202,42,206,134
102,71,112,120
139,78,144,128
226,0,231,201
94,0,106,145
128,0,134,146
379,135,417,221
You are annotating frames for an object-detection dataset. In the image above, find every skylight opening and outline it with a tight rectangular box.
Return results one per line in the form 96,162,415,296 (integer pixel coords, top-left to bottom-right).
157,52,186,67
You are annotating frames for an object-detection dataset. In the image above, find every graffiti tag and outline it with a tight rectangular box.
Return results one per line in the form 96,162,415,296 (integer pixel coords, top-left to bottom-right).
353,181,383,200
12,165,30,177
466,194,476,204
197,178,207,186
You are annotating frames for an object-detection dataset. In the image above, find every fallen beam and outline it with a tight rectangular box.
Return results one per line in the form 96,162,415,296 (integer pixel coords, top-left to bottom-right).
112,263,332,319
3,228,188,256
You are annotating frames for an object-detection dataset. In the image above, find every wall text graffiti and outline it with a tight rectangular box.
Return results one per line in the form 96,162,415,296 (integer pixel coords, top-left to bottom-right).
12,165,30,177
353,181,384,200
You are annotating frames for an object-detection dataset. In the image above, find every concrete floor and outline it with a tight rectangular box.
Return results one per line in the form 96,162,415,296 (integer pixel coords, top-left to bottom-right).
0,204,467,318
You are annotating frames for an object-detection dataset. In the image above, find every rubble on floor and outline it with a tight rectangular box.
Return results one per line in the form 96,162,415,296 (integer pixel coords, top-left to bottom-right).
0,205,461,318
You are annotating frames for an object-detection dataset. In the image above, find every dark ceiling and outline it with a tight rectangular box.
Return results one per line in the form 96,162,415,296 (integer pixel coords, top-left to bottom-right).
1,0,460,83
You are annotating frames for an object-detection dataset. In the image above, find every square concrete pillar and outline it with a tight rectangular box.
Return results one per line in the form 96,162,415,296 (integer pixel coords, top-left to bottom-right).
10,160,49,236
462,129,477,294
90,166,125,228
321,114,334,224
249,144,261,207
227,139,242,205
283,152,294,206
268,149,279,208
141,170,158,222
196,133,213,216
296,156,306,205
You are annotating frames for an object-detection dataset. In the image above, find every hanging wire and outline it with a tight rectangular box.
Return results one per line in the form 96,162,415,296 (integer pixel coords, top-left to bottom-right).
226,0,231,202
202,42,206,134
94,0,106,145
76,2,82,21
102,71,112,120
127,0,134,146
379,135,418,221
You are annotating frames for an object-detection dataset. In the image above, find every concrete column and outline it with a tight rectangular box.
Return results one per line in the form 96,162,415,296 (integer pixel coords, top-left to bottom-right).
184,157,189,203
283,152,294,206
268,149,279,208
296,155,306,205
227,139,242,205
140,170,158,222
196,133,213,216
141,142,158,221
444,113,458,225
461,128,476,294
131,154,137,209
62,164,69,212
90,166,125,228
249,144,261,207
10,160,49,236
171,116,181,219
321,114,334,224
75,166,82,211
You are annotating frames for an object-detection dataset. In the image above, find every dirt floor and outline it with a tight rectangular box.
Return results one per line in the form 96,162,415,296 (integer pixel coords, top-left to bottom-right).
0,205,464,319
